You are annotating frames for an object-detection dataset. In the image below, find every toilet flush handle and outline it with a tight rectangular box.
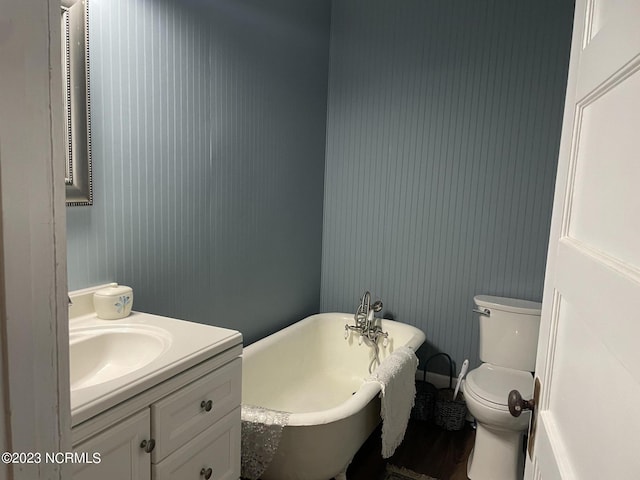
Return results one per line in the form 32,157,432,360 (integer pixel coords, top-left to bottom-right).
508,389,535,417
472,308,491,317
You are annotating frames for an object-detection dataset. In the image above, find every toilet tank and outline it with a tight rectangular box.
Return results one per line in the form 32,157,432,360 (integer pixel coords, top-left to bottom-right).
474,295,542,372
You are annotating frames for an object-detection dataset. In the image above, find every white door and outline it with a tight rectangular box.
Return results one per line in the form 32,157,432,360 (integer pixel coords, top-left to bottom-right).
525,0,640,479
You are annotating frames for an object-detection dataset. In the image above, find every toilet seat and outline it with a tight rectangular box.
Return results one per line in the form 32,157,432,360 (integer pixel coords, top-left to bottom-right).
465,364,533,408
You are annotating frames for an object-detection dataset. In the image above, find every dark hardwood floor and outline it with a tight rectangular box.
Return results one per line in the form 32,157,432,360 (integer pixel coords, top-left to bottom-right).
346,419,475,480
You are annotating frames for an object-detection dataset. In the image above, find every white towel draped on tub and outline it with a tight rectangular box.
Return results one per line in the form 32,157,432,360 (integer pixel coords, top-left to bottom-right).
366,346,418,458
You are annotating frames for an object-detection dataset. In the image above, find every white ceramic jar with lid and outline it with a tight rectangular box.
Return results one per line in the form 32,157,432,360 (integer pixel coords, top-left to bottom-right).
93,283,134,319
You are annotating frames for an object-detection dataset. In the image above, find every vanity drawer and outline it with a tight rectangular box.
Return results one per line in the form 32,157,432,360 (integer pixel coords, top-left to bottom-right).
151,357,241,462
153,407,241,480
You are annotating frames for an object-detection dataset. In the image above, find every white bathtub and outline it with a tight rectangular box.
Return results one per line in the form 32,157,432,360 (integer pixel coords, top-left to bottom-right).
242,312,426,480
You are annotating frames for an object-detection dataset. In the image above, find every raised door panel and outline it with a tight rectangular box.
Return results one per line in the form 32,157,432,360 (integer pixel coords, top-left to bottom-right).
153,408,241,480
73,409,151,480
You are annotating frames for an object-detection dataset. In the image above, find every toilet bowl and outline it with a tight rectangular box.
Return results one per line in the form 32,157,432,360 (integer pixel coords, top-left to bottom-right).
464,364,533,480
465,295,541,480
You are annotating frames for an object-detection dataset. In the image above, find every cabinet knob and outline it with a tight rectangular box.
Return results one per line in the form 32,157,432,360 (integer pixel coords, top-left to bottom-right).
140,439,156,453
200,467,213,479
200,399,213,412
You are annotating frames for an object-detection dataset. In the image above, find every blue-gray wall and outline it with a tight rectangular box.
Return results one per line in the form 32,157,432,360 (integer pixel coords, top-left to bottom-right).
321,0,574,369
67,0,331,343
68,0,574,365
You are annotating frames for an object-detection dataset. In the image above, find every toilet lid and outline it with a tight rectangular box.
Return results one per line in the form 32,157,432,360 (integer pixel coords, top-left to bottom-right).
465,364,534,407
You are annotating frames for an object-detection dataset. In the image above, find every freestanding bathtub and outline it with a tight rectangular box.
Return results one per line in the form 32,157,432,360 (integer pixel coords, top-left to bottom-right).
242,312,426,480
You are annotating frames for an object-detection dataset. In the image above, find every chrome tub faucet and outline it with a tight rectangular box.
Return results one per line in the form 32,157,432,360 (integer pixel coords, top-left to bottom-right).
345,291,389,372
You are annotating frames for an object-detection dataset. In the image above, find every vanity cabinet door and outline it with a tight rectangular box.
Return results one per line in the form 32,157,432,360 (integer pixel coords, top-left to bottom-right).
153,407,241,480
73,410,151,480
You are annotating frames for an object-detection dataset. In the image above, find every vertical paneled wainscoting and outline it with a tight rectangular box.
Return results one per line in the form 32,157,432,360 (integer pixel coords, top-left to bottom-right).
66,0,331,344
321,0,575,367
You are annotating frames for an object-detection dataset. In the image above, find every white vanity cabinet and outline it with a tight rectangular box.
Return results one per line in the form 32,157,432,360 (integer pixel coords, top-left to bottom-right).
71,346,242,480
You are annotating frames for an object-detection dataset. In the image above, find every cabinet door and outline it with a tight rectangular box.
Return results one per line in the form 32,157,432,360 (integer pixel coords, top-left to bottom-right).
73,410,151,480
153,408,240,480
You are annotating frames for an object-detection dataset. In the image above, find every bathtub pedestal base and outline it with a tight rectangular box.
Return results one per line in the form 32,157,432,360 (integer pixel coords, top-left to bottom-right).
334,470,347,480
334,457,351,480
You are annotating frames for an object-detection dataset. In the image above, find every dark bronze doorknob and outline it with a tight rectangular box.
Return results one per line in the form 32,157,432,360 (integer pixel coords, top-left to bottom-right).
508,389,535,417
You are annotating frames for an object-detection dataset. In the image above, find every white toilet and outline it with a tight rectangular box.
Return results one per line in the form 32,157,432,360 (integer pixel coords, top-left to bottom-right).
463,295,541,480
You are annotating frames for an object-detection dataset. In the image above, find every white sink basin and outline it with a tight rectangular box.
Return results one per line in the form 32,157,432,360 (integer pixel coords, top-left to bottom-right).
68,308,242,426
69,325,172,391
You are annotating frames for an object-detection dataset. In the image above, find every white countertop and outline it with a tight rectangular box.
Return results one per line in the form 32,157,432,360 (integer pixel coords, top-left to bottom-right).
70,311,242,426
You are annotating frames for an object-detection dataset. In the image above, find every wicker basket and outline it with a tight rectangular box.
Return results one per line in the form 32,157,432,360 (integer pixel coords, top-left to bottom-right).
432,354,468,431
412,370,437,421
434,388,467,431
411,352,451,422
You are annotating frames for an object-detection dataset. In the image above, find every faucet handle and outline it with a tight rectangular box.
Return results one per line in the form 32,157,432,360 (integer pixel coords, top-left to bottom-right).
367,309,375,323
371,300,383,312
